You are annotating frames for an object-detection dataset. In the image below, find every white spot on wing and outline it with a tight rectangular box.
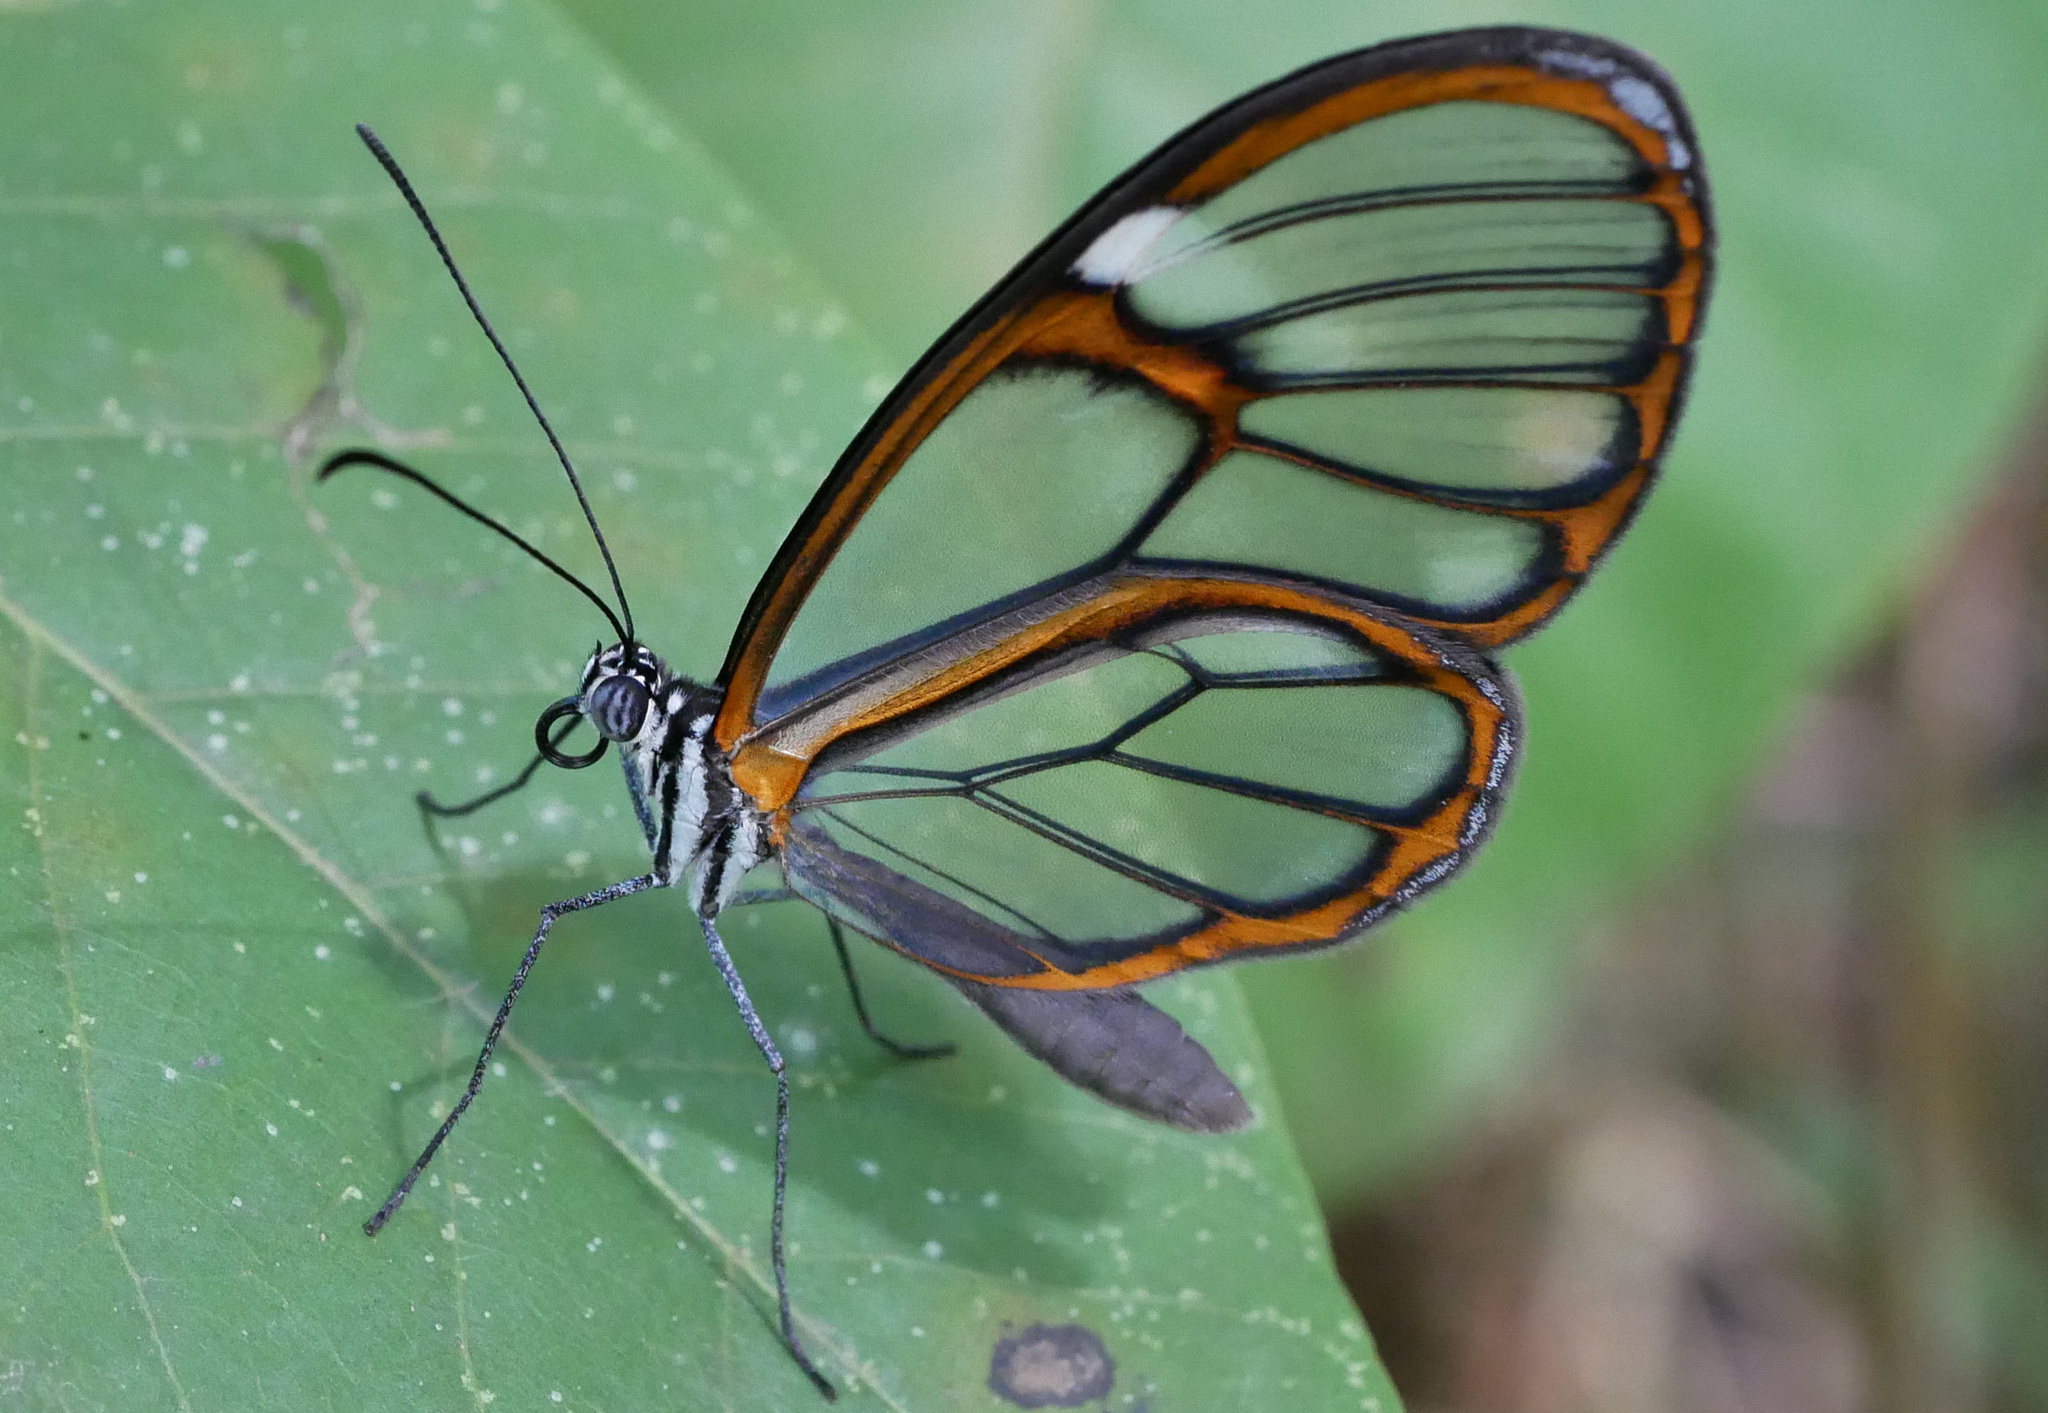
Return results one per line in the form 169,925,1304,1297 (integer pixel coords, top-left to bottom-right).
1542,48,1610,77
1540,47,1690,170
1608,75,1676,137
1071,206,1183,287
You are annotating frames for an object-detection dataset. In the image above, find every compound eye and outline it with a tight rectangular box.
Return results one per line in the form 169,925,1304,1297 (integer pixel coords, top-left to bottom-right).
587,675,651,742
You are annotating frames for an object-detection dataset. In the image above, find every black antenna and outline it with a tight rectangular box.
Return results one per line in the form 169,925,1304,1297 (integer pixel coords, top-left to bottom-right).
319,448,628,644
351,123,636,643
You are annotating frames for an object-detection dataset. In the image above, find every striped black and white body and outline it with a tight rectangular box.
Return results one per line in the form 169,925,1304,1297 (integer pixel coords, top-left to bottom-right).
578,643,768,914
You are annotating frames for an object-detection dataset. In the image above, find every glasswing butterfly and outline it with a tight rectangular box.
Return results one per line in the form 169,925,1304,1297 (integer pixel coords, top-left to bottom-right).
324,26,1712,1397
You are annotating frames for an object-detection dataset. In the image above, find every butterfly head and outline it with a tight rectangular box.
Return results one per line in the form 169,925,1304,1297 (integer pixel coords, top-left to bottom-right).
583,642,666,742
535,642,680,769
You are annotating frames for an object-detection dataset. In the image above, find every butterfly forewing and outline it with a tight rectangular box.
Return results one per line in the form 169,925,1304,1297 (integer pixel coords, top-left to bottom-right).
714,26,1708,981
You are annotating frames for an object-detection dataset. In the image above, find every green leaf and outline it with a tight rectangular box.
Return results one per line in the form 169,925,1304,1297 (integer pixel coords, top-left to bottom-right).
0,4,1383,1410
557,0,2048,1197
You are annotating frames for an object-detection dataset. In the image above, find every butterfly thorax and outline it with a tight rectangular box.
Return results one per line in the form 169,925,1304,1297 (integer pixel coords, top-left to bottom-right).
573,643,769,913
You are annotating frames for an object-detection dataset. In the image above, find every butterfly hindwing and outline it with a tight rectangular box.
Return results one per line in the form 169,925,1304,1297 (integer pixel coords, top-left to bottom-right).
754,579,1517,985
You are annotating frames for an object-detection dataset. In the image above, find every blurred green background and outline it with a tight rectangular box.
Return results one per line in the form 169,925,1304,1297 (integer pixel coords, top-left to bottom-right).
4,1,2047,1410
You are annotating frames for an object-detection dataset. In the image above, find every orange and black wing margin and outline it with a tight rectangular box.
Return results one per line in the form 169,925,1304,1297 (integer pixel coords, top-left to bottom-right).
712,28,1711,997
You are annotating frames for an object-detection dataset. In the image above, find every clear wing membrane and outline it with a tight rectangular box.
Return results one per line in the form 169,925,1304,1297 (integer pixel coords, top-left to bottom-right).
797,627,1432,934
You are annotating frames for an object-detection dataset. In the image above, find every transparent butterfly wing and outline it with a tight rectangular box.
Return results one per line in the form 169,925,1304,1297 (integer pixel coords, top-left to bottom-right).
712,27,1708,986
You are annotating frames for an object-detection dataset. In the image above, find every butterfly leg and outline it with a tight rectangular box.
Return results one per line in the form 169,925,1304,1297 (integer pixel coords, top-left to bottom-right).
717,893,952,1060
364,871,663,1237
699,912,837,1401
826,916,956,1061
619,748,658,849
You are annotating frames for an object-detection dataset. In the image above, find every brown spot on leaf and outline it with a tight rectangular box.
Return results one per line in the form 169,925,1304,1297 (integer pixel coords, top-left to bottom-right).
988,1323,1115,1408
